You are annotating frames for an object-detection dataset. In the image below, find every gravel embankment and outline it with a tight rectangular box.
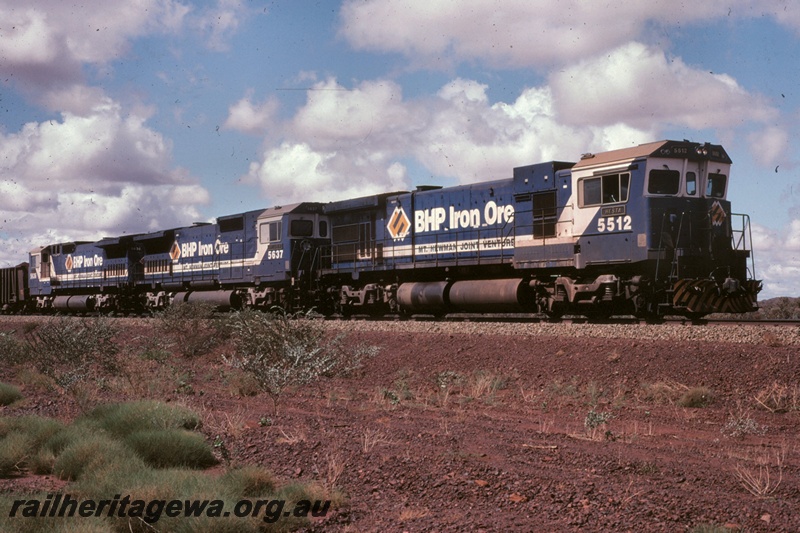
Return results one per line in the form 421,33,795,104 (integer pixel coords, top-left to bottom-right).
325,319,800,345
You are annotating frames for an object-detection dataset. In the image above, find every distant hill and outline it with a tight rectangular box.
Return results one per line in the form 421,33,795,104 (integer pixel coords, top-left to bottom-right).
708,296,800,320
750,296,800,319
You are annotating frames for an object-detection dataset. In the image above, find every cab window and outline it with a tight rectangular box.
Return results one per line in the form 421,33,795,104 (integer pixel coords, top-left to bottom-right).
259,221,282,244
706,173,727,198
580,173,630,207
582,178,601,206
648,169,680,195
290,219,314,237
686,172,697,196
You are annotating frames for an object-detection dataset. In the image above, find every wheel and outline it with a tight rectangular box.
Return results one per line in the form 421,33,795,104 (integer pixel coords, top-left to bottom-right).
545,302,565,320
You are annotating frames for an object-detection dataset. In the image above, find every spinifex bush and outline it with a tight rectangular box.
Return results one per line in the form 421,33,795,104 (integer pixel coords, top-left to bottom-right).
223,309,378,412
0,416,65,477
0,382,22,406
85,400,202,437
0,431,30,477
0,403,338,532
220,465,277,496
24,316,119,391
53,433,137,482
124,429,218,469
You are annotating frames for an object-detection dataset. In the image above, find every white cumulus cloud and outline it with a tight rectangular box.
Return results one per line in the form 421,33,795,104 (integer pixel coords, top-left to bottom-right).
0,97,209,266
0,0,190,94
550,42,777,130
243,76,654,203
223,94,279,135
338,0,798,69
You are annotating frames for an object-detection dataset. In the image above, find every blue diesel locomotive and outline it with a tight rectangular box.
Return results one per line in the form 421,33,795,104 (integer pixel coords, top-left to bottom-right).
2,140,760,319
321,139,759,319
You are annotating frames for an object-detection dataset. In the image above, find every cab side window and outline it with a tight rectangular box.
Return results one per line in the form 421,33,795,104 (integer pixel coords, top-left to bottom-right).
259,221,282,244
580,173,630,207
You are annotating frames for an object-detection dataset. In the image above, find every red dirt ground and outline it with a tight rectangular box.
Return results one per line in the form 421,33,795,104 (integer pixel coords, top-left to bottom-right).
1,319,799,532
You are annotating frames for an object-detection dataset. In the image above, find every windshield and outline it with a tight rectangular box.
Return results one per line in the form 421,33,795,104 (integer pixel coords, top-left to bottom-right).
648,169,680,195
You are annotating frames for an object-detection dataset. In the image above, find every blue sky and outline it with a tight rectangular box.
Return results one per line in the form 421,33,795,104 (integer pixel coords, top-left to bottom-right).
1,0,799,297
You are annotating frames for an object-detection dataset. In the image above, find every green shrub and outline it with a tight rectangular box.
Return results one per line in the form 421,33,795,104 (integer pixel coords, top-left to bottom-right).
0,331,28,367
0,382,22,406
24,316,119,390
0,402,335,533
0,492,116,533
223,309,378,412
124,429,218,469
153,301,221,357
16,416,65,448
584,409,613,430
29,448,57,475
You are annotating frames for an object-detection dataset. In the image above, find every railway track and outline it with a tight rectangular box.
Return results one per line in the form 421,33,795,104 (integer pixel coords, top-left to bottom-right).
325,313,800,327
0,311,798,327
1,312,797,347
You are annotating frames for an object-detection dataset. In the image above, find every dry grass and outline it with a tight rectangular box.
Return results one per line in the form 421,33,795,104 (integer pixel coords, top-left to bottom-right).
362,428,390,453
638,380,686,404
399,506,431,521
732,445,788,498
465,370,507,400
677,386,714,408
754,382,800,413
276,427,306,445
199,404,249,440
322,452,346,489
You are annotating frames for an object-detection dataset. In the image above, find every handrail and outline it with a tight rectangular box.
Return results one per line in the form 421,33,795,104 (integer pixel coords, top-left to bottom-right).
731,213,756,279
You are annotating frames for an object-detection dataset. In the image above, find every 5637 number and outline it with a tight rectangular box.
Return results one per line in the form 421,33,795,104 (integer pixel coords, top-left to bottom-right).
597,215,632,232
267,249,284,260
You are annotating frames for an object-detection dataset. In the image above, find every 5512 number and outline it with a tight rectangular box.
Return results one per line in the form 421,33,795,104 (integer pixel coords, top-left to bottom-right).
597,215,632,232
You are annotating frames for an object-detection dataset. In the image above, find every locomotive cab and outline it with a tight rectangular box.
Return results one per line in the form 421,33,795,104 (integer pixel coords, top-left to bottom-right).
641,144,758,315
250,203,329,311
546,140,759,318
